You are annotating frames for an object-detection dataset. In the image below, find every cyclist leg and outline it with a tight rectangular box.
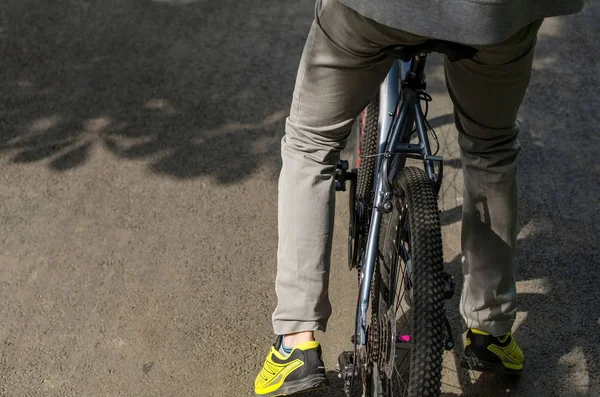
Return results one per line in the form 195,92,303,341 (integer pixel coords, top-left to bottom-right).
444,20,544,337
256,2,429,394
272,0,425,340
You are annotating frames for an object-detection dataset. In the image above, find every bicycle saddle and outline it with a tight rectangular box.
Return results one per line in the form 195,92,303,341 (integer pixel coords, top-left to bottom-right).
384,40,477,62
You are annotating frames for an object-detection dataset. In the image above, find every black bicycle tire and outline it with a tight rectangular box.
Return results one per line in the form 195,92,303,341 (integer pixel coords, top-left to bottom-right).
356,94,379,201
349,93,379,270
373,166,445,397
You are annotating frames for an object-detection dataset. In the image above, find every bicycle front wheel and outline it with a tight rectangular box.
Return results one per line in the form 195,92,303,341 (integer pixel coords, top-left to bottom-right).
356,93,379,201
371,166,445,397
349,93,379,270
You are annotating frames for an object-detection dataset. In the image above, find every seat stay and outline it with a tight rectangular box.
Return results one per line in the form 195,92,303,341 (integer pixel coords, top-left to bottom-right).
376,60,412,177
376,60,401,178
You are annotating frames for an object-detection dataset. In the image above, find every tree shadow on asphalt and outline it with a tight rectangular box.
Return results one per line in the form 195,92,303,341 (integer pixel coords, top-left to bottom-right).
0,0,312,183
3,2,598,396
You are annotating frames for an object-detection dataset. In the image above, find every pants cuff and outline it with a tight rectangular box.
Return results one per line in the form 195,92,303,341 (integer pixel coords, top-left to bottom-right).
273,319,328,335
464,318,515,337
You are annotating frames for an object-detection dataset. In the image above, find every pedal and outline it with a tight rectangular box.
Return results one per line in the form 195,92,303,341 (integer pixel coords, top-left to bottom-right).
442,271,455,300
443,315,455,351
441,273,456,350
335,160,357,192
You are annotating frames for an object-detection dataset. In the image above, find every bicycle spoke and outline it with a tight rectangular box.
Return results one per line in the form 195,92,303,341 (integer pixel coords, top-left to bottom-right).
394,272,405,314
388,205,412,397
393,361,408,397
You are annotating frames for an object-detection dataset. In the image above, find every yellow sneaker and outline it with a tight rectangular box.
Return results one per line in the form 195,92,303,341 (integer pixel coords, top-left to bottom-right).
461,329,524,374
254,336,329,396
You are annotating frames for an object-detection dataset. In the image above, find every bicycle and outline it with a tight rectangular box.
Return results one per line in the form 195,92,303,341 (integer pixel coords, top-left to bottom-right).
334,40,478,397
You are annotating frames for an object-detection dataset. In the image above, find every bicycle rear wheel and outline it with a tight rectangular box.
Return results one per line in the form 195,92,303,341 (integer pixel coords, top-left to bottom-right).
370,166,445,397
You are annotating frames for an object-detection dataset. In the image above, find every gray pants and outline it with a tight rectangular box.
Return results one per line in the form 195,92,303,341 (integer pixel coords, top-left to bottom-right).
272,0,542,337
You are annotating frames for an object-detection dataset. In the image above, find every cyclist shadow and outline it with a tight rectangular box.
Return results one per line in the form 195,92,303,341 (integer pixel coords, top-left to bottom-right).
314,369,413,397
437,143,599,396
439,211,599,396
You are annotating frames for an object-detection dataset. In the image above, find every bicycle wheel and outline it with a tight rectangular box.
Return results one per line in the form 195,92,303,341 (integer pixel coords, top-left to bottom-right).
349,94,379,270
356,93,379,201
369,166,445,397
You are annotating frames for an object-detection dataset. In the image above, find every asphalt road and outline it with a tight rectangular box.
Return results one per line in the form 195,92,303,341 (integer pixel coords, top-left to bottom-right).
0,1,599,396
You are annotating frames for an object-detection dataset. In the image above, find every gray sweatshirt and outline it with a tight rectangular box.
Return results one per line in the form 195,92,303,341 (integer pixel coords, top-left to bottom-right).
338,0,585,45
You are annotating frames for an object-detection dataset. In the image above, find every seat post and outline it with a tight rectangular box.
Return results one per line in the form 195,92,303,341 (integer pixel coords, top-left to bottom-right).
404,54,428,90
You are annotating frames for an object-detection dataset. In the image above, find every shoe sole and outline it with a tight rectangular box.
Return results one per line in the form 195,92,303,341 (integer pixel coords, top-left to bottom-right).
256,374,329,397
460,355,522,375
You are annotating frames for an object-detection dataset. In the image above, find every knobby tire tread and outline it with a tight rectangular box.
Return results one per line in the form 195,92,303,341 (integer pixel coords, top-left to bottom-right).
356,95,379,202
375,166,445,397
